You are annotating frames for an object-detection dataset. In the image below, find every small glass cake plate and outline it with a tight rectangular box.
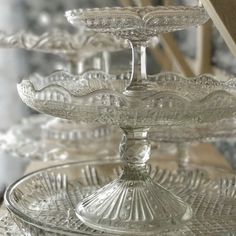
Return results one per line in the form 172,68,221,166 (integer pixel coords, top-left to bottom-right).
0,114,119,161
4,160,236,236
66,6,209,42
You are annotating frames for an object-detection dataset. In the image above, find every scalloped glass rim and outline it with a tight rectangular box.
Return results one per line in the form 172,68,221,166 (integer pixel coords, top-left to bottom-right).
0,30,128,55
4,160,236,236
17,71,236,128
65,6,209,40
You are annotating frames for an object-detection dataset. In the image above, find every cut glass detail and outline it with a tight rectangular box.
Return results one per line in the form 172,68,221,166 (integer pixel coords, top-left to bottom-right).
4,160,236,235
17,71,236,128
66,6,209,42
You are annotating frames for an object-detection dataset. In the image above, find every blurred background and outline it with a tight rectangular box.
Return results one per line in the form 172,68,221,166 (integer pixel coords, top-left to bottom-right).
1,0,236,188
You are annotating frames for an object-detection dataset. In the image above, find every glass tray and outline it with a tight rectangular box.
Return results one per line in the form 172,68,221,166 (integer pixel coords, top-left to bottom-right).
5,160,236,236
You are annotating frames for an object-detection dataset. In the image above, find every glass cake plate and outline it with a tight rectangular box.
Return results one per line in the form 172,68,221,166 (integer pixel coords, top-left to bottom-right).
0,207,21,236
66,6,209,42
18,71,236,129
4,160,236,236
0,114,119,161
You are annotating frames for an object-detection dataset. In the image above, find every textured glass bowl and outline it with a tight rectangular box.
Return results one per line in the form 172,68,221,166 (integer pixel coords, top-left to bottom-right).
18,71,236,129
0,114,120,161
66,6,209,42
4,160,236,236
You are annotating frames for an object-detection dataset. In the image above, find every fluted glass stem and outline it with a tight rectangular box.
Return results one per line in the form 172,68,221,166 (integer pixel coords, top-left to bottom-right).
177,143,190,169
102,51,111,74
126,42,147,91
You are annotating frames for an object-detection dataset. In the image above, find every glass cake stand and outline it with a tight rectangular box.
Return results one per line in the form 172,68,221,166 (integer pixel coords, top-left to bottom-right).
18,5,234,235
0,21,129,162
4,160,236,236
0,114,120,161
17,70,236,233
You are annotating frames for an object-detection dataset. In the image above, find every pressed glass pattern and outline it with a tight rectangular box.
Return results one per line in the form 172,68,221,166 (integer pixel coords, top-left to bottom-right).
4,160,236,236
66,6,209,42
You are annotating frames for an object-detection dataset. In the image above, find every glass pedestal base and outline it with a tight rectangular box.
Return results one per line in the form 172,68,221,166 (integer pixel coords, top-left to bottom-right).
76,165,192,235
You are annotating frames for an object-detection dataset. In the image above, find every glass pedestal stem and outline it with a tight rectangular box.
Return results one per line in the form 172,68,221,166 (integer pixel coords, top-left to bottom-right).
126,42,147,92
177,143,190,169
120,128,150,165
102,51,111,74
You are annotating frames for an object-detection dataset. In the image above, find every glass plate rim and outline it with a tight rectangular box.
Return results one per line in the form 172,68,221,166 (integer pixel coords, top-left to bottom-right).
4,159,122,235
5,159,236,235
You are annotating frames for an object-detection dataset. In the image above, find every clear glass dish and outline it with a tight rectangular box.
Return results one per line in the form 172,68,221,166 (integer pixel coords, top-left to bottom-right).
0,114,120,161
4,160,236,236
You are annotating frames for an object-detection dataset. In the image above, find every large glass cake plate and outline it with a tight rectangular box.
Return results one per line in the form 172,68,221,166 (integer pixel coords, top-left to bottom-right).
0,114,119,161
4,160,236,236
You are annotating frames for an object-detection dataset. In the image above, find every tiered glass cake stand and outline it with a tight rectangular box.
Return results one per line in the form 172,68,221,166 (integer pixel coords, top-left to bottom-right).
0,23,129,161
3,4,236,236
